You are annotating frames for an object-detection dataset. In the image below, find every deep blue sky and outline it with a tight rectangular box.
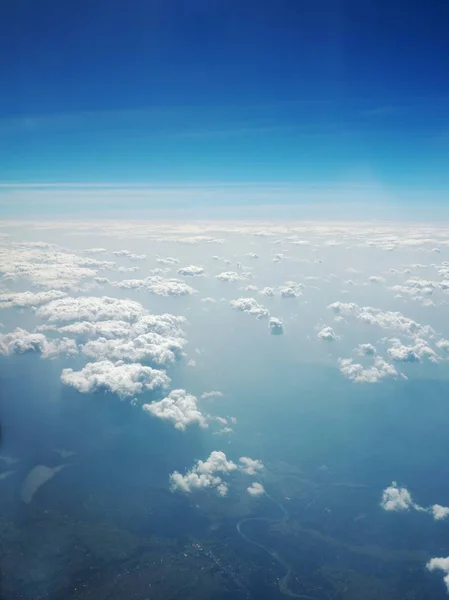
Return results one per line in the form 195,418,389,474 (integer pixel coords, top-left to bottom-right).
1,0,449,193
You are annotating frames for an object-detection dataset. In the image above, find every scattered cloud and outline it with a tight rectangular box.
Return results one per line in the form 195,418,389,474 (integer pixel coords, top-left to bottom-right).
0,328,78,358
177,265,205,277
247,482,265,496
339,356,399,383
426,558,449,594
269,317,284,335
230,297,270,319
317,325,339,341
143,389,207,430
216,271,245,282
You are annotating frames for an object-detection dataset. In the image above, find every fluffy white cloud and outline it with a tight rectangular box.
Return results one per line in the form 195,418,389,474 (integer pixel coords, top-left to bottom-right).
317,325,339,341
177,265,204,276
0,290,67,309
113,276,196,296
239,456,264,475
201,390,224,400
36,296,146,324
356,343,377,356
339,357,398,383
247,482,265,496
61,360,169,398
230,297,270,319
269,317,284,335
432,505,449,521
84,247,107,255
216,271,245,282
245,253,259,259
387,337,440,363
112,250,147,260
259,287,275,297
328,301,433,338
157,256,179,265
426,557,449,594
169,451,238,496
0,328,78,359
143,389,207,430
381,482,416,512
278,286,299,298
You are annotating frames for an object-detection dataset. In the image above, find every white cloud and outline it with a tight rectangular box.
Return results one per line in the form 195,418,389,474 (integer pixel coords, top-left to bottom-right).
247,482,265,496
0,328,78,359
269,317,284,335
169,450,238,496
143,389,207,430
216,271,245,282
259,287,275,297
356,343,376,356
317,325,339,341
339,357,398,383
381,482,416,512
157,256,179,265
36,295,147,324
201,390,224,400
61,360,169,398
426,557,449,594
113,276,196,296
245,252,259,259
177,265,205,277
112,250,147,260
432,505,449,521
387,338,440,363
278,286,301,298
84,247,107,255
239,456,264,475
230,297,270,319
0,290,67,309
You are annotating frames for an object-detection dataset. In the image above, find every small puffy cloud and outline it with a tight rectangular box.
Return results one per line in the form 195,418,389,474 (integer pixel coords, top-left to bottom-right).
177,265,204,277
36,296,147,324
157,257,179,265
259,287,275,297
230,297,270,319
170,451,263,497
381,482,416,512
143,389,207,430
61,360,169,398
356,343,376,356
239,456,264,475
216,271,245,282
84,247,107,255
112,250,147,260
113,276,196,296
278,286,300,298
387,338,440,363
0,328,78,359
245,253,259,259
368,275,386,285
436,339,449,353
317,325,339,341
269,317,284,335
201,391,224,400
0,290,67,309
426,557,449,594
432,505,449,521
339,357,398,383
247,482,265,497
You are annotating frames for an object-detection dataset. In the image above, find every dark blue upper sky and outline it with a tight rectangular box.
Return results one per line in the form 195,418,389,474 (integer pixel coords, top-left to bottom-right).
1,0,449,192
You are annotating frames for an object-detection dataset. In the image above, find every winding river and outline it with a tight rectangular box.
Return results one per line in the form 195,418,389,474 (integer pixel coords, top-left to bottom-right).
236,492,314,599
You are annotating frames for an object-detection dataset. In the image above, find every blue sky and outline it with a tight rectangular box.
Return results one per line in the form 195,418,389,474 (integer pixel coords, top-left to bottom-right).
1,0,448,211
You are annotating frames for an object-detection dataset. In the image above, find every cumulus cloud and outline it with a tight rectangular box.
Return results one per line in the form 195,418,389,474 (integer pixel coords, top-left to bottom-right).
216,271,245,282
355,343,376,356
143,389,207,430
259,287,275,297
239,456,264,475
177,265,204,277
245,253,259,259
0,328,78,359
61,360,169,398
247,482,265,496
36,296,147,324
317,325,339,341
339,357,398,383
328,301,434,338
230,297,270,319
113,276,196,296
157,257,179,265
278,286,300,298
432,505,449,521
112,250,147,260
387,338,440,363
169,451,238,496
84,247,107,255
269,317,284,335
0,290,67,309
201,391,224,400
426,557,449,594
381,482,416,512
169,450,264,497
